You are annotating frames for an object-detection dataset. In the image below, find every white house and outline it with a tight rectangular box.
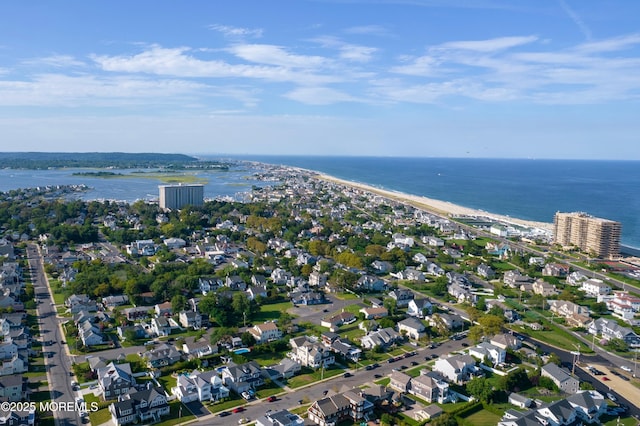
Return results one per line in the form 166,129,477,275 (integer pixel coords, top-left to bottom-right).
433,354,477,384
397,317,426,340
249,322,282,344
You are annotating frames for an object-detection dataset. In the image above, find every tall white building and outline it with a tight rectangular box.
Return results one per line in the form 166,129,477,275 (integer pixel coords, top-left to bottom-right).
158,184,204,210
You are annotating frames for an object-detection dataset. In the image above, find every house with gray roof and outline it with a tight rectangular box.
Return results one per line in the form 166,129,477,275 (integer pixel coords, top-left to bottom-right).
97,362,136,400
541,363,579,394
108,386,169,426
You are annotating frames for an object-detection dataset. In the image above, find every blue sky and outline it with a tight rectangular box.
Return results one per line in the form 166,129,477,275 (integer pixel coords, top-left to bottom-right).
1,0,639,159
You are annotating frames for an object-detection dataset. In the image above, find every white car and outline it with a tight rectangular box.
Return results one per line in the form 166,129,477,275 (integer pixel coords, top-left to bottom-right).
621,365,632,372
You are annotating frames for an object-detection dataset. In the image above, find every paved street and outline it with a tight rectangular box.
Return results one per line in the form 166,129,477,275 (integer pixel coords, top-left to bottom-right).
28,243,83,426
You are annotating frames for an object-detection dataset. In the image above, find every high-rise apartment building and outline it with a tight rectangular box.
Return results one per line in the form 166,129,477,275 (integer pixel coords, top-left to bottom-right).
553,212,621,258
158,184,204,210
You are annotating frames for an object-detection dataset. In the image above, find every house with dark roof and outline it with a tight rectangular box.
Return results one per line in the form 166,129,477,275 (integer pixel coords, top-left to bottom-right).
0,374,27,401
220,361,264,394
142,344,181,368
108,386,170,426
97,362,136,400
307,390,374,426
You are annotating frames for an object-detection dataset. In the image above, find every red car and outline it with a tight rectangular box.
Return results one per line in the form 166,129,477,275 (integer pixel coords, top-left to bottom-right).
267,396,277,402
602,376,610,381
233,407,245,413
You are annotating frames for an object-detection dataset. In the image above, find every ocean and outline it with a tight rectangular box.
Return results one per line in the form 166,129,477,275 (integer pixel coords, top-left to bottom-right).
225,156,640,251
1,156,639,251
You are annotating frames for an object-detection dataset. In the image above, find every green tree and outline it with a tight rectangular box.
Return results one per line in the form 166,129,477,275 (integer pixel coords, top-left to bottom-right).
466,377,495,403
171,294,187,313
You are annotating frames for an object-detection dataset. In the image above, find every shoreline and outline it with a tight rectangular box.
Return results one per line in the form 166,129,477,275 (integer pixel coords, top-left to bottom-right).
313,172,554,233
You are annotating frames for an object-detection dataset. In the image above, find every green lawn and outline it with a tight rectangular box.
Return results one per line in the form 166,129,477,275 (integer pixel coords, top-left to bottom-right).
154,401,196,426
158,374,178,392
287,366,345,389
253,301,295,322
89,408,112,426
255,380,283,399
206,395,244,413
461,409,502,426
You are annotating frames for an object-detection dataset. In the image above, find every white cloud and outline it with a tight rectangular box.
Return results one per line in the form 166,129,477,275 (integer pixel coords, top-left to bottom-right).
343,25,391,37
438,35,539,52
22,54,87,68
227,44,330,68
311,36,377,63
284,86,358,105
209,24,263,39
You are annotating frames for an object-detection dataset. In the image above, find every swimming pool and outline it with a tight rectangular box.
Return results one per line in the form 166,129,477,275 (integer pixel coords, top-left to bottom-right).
234,348,251,355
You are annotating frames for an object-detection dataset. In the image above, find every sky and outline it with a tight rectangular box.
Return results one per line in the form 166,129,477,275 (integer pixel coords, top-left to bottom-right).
0,0,639,159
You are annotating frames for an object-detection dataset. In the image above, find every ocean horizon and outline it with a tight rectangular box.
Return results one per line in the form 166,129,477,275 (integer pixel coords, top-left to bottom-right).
1,155,638,251
222,155,640,251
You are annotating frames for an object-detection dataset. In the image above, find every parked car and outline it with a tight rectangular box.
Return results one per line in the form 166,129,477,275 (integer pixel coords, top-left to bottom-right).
621,366,632,372
219,412,231,417
232,407,245,413
267,396,277,402
607,393,617,402
343,372,352,378
602,376,610,381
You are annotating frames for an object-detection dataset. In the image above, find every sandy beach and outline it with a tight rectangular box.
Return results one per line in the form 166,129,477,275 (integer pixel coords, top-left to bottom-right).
315,173,554,233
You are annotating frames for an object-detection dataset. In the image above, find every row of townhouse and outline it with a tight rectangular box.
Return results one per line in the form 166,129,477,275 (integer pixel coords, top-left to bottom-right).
587,317,640,348
109,386,170,426
307,390,375,426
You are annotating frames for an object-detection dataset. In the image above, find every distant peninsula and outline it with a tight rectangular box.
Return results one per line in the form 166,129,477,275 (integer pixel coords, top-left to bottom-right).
0,152,229,170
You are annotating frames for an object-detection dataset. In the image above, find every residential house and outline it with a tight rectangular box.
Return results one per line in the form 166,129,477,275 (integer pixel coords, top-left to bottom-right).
388,289,414,307
359,306,388,320
542,263,570,278
125,239,157,256
308,271,328,287
490,334,521,351
425,262,445,276
307,390,373,426
395,268,425,282
220,361,264,394
587,317,640,348
182,341,217,359
428,313,463,332
389,370,412,393
0,407,35,426
360,327,401,350
0,374,27,401
407,298,433,318
154,302,172,317
270,358,302,380
150,316,172,337
468,342,506,366
290,290,326,306
256,409,305,426
225,275,247,291
356,275,387,292
566,271,589,286
246,284,268,301
541,363,579,394
433,354,477,384
0,353,27,376
508,393,533,409
329,338,362,362
477,264,496,279
98,362,136,400
410,373,450,404
199,277,221,295
172,370,229,403
78,321,104,347
65,294,97,314
371,260,393,274
532,280,558,297
503,270,533,288
397,317,426,340
289,336,335,369
123,306,152,321
320,312,355,331
178,311,202,330
102,295,129,309
142,344,182,368
423,236,444,247
108,386,170,426
163,237,186,249
249,322,283,344
580,279,611,298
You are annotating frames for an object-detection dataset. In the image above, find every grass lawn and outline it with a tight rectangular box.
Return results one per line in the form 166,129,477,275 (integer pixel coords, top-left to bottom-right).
158,374,178,391
207,395,244,413
255,380,283,399
248,351,285,367
374,378,391,387
31,390,51,402
333,292,361,300
287,366,345,389
511,323,592,354
84,392,100,405
154,401,196,426
253,301,294,322
461,409,503,426
89,408,112,426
